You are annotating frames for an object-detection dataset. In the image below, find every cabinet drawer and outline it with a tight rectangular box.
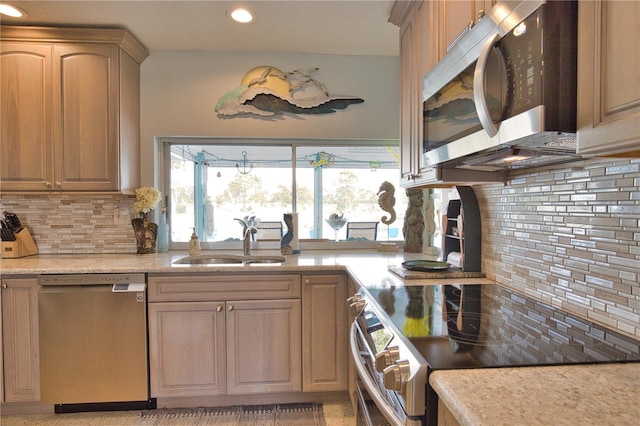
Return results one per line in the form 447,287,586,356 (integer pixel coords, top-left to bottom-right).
148,274,301,302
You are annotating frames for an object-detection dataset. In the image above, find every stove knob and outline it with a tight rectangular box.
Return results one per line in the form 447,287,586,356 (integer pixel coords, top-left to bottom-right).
347,294,362,304
382,360,410,393
348,299,366,316
374,346,400,372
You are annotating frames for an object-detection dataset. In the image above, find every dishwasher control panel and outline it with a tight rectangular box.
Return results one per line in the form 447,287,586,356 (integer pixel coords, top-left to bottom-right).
39,273,146,289
112,282,146,292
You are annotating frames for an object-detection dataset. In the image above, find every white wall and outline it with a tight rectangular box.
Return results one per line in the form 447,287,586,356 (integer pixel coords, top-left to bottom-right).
139,51,400,185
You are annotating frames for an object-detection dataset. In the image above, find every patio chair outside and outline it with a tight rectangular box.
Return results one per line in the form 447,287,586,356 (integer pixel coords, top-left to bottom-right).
346,222,379,240
255,221,284,241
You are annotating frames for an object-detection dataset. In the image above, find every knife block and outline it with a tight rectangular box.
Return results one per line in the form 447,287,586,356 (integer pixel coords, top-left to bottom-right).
1,227,38,258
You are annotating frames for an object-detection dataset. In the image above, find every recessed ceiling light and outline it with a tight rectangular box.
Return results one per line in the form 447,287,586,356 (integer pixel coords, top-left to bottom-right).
228,7,255,24
0,3,27,18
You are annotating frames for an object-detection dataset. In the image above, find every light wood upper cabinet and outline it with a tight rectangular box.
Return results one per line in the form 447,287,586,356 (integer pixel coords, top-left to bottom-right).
394,1,439,187
0,43,53,190
302,274,347,392
0,26,148,192
1,278,40,403
53,44,119,191
437,0,495,60
399,5,421,183
577,0,640,157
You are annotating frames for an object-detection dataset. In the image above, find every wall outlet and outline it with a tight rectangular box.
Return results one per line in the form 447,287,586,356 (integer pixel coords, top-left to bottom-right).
114,208,131,225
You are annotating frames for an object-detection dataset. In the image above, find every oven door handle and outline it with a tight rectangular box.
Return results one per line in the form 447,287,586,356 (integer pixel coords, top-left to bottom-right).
350,322,404,426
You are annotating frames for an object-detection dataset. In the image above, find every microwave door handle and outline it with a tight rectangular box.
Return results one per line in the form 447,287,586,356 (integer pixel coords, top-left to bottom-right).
349,323,405,426
473,33,501,138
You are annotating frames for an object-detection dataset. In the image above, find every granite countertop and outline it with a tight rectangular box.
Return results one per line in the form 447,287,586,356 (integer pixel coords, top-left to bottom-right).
0,250,495,288
430,363,640,426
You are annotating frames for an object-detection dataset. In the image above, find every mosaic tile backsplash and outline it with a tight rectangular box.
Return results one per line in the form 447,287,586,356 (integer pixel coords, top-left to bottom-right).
0,194,137,254
474,158,640,340
1,158,638,339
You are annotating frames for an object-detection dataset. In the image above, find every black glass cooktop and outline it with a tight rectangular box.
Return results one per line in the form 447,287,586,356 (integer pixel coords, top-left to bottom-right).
364,283,640,370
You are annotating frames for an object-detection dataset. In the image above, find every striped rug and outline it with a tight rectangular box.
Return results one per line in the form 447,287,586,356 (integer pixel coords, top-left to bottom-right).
136,403,326,425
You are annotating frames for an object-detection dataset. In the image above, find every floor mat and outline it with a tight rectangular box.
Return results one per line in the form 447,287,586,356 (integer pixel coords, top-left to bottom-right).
136,403,326,425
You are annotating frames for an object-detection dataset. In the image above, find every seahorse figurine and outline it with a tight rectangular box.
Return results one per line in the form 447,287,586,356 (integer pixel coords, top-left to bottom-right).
281,213,294,254
377,181,397,225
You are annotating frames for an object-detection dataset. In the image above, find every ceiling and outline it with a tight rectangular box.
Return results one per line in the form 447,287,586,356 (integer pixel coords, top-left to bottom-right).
1,0,400,56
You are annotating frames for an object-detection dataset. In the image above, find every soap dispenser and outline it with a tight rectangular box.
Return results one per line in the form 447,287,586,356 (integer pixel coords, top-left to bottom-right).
189,228,201,256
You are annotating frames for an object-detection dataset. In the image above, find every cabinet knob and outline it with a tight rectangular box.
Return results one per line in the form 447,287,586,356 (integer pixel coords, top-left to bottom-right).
54,181,62,188
1,282,7,289
228,305,234,311
44,181,52,188
216,305,223,312
304,279,310,284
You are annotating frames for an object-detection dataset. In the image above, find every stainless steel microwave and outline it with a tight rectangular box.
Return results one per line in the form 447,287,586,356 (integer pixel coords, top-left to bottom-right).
422,0,579,172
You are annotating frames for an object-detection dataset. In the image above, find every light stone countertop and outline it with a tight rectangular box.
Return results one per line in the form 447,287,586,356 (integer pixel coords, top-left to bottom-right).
430,363,640,426
0,250,495,288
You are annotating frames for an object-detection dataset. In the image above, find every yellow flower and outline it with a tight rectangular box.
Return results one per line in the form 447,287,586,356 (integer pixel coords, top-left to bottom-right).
134,187,161,215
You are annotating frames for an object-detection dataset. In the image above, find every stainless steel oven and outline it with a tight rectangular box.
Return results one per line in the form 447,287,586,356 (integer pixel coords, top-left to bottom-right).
349,282,640,426
349,292,427,426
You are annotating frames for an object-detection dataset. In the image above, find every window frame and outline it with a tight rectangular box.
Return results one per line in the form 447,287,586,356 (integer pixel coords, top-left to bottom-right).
157,136,404,252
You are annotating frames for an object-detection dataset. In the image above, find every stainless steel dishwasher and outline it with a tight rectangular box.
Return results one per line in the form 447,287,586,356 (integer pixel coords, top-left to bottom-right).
38,273,154,413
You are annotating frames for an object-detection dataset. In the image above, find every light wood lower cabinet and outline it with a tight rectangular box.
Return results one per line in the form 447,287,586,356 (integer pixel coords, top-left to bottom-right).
438,398,461,426
226,299,301,395
1,278,40,403
148,301,226,398
302,274,347,392
148,274,302,398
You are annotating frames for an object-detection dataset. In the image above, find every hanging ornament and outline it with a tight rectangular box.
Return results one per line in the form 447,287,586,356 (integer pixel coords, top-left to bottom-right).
236,151,253,175
310,151,335,168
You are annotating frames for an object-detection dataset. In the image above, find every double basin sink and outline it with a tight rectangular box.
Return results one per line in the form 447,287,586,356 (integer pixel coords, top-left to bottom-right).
174,254,287,266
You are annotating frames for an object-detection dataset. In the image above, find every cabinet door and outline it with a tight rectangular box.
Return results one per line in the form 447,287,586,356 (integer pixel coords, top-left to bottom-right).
399,6,420,183
148,301,226,398
53,44,119,191
302,274,347,392
226,299,301,394
1,278,40,402
577,0,640,156
0,43,53,191
439,0,475,59
400,1,441,188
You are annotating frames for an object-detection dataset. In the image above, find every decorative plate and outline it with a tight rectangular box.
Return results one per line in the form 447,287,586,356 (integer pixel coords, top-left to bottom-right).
402,260,452,272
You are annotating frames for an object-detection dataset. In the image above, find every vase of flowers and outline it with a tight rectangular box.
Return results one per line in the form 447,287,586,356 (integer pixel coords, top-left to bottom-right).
131,187,161,254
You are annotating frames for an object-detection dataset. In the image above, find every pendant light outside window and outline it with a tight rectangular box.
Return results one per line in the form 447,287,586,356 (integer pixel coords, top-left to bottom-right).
228,7,255,24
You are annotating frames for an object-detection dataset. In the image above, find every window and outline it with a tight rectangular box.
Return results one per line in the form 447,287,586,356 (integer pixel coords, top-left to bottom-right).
161,139,406,249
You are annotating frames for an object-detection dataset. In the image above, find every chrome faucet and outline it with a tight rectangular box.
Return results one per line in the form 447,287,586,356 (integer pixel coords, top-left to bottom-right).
234,218,257,255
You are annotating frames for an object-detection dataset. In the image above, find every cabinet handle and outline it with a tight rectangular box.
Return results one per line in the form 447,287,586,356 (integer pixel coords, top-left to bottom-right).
54,181,62,188
228,305,234,311
44,181,52,188
216,305,223,312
